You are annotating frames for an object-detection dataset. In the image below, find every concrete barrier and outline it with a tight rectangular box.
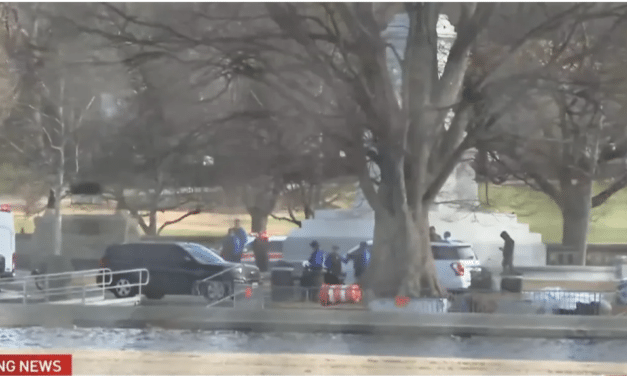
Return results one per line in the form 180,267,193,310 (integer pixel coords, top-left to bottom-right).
3,304,627,339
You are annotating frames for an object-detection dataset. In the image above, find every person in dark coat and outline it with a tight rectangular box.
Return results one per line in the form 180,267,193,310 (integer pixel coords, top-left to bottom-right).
252,231,270,272
430,226,443,242
344,241,371,282
221,228,237,262
500,231,515,274
324,245,343,285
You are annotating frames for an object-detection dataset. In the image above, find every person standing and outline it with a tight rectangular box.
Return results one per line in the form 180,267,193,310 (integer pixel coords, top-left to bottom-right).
344,241,371,283
232,219,248,249
221,228,237,262
443,231,458,243
324,245,344,285
430,226,443,242
305,240,326,271
231,229,244,263
500,231,515,275
301,240,326,301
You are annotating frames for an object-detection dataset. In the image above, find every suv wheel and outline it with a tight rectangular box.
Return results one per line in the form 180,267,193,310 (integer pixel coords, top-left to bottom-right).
111,276,138,298
202,281,228,302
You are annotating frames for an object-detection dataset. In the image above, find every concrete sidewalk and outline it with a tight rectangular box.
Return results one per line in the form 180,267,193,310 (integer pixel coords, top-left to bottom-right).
2,348,626,375
3,303,627,339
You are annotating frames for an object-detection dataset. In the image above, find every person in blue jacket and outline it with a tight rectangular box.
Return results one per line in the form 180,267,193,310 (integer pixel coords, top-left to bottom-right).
232,219,248,249
306,240,326,271
344,241,371,282
301,240,327,301
231,229,244,263
221,228,238,262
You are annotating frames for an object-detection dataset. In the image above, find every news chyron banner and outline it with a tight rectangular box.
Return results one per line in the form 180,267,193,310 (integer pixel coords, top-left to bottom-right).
0,354,72,376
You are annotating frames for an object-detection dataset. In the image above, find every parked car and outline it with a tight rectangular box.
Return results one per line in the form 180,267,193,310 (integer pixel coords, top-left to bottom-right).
98,242,261,301
344,240,482,292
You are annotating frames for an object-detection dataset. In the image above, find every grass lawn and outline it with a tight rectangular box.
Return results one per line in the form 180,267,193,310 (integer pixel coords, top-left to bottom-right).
12,180,627,243
479,182,627,244
12,209,303,237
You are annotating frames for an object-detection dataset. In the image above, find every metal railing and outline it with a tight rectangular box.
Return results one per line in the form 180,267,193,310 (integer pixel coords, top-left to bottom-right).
523,289,610,315
0,268,149,305
189,265,256,308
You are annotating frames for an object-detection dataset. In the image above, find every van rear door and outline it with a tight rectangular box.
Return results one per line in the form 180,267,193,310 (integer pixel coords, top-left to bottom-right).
0,226,14,274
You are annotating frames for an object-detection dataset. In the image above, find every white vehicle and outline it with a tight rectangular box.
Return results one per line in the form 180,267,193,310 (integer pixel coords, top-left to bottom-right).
241,235,286,262
345,240,482,292
0,204,15,278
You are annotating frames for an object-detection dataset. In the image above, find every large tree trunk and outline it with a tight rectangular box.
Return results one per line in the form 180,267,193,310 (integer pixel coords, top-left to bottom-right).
362,205,444,298
52,147,64,256
243,180,280,234
560,178,593,265
250,209,269,233
52,177,63,257
146,209,158,236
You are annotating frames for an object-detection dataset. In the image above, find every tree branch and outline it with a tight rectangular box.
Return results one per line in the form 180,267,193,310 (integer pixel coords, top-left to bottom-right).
592,173,627,208
270,212,302,228
157,207,201,234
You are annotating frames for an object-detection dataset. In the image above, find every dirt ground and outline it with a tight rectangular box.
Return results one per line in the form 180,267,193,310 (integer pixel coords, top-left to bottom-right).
1,349,626,375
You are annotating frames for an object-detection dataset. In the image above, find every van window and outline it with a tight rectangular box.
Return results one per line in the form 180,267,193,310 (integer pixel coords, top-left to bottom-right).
268,241,283,253
432,245,476,260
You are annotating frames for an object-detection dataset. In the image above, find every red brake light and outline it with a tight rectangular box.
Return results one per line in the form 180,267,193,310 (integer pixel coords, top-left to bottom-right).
0,204,10,212
451,262,464,276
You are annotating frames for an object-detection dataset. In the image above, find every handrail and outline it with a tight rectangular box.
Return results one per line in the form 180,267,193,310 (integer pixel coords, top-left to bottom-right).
0,268,149,305
198,265,240,284
192,265,240,299
206,281,258,309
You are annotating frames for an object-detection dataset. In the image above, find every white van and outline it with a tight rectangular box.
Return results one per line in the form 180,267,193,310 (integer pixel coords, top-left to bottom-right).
0,204,15,278
345,240,482,292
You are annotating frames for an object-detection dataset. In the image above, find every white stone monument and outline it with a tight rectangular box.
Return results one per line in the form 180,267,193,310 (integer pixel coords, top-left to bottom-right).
282,14,546,270
25,209,142,271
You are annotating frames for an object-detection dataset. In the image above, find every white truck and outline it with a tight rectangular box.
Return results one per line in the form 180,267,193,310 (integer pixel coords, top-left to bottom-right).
0,203,15,278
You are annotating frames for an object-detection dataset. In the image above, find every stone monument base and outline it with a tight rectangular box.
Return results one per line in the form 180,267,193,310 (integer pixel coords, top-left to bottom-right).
23,210,141,273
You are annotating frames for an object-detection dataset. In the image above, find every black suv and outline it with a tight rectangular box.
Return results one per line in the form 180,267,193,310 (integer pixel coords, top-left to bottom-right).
98,242,260,300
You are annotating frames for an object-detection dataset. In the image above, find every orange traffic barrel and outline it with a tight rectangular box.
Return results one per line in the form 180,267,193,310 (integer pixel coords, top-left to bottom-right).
319,284,363,306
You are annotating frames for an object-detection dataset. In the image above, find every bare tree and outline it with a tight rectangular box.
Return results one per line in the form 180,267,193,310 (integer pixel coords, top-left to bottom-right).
478,10,627,264
259,3,627,297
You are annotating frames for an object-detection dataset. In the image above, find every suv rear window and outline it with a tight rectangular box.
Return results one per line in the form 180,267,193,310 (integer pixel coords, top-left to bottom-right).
432,245,476,260
180,243,224,265
105,245,134,259
105,243,177,261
